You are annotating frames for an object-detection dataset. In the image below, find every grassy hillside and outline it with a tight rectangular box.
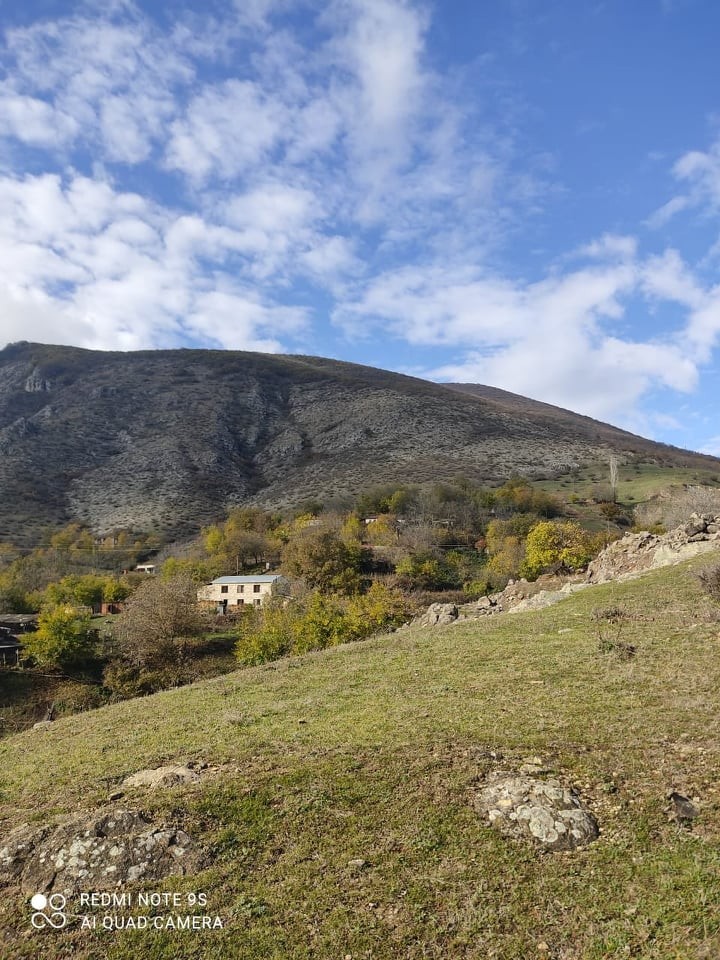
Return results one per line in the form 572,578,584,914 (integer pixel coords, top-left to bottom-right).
1,556,720,958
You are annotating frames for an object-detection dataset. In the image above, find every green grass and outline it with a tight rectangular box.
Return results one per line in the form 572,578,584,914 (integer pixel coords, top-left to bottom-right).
1,557,720,958
534,460,720,504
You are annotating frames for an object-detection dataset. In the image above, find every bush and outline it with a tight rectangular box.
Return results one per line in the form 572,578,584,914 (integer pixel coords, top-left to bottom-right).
23,605,98,668
522,521,596,580
235,584,411,666
113,574,208,667
395,551,459,590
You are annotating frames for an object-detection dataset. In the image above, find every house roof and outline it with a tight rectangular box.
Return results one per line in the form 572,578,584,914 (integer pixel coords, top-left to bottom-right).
210,575,284,584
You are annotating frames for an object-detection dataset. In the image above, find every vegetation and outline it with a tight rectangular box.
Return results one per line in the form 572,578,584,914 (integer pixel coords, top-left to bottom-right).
3,471,718,735
112,574,208,668
522,520,597,579
235,583,412,665
1,556,719,958
22,604,97,669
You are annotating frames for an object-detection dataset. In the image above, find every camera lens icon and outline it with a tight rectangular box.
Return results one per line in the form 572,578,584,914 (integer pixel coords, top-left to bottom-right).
31,892,68,929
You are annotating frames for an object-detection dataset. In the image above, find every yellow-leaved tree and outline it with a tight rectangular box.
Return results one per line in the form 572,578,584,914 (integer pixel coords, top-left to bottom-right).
522,521,595,580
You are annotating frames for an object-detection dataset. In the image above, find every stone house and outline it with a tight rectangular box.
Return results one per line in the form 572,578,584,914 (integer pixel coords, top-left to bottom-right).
197,574,290,613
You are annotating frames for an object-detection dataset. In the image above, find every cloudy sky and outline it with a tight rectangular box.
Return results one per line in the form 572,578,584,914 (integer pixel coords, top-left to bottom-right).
1,0,719,452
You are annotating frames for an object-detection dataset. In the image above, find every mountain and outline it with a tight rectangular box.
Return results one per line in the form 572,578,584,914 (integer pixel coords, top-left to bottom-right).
0,341,717,545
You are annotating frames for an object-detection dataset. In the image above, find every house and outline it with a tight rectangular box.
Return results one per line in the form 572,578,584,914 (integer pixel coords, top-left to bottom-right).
197,574,290,613
135,564,156,575
0,627,22,666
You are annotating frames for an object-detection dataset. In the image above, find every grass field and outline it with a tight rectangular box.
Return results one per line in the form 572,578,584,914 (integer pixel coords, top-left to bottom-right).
1,555,720,959
534,461,720,505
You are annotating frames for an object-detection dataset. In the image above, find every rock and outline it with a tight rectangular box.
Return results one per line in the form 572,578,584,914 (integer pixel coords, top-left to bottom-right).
685,517,707,537
347,858,368,870
0,808,204,893
412,603,458,628
667,791,699,823
474,773,598,851
32,721,53,731
121,765,201,790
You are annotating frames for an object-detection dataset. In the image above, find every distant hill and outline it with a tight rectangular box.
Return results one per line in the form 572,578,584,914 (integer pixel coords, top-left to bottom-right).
0,341,717,545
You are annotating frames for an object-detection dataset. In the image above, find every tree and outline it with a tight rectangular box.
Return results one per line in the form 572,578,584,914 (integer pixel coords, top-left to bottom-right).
23,605,97,668
113,574,207,667
280,526,367,594
522,521,595,579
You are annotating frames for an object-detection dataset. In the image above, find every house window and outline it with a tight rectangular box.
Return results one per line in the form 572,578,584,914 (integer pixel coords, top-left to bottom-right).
237,585,244,593
254,598,262,606
237,599,244,606
253,584,261,593
220,585,228,594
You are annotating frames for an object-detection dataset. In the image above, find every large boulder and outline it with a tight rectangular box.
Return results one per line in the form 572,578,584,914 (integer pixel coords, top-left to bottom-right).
0,808,204,893
412,603,459,627
474,773,599,851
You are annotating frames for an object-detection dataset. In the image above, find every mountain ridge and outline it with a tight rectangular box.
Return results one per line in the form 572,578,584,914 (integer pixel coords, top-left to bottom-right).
0,341,717,545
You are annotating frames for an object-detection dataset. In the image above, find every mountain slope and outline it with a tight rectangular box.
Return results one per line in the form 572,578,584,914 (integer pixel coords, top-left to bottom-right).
0,341,716,544
1,556,719,958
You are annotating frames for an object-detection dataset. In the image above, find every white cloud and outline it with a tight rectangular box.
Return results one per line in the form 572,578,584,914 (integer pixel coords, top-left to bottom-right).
333,251,714,422
0,93,79,147
0,171,309,353
0,13,191,161
165,80,289,182
647,136,720,226
577,234,637,261
645,195,689,229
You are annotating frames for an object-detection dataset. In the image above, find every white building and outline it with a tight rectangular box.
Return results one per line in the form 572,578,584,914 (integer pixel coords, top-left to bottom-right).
197,574,290,613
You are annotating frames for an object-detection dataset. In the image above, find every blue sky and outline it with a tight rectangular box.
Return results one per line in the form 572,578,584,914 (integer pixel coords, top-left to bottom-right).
1,0,720,453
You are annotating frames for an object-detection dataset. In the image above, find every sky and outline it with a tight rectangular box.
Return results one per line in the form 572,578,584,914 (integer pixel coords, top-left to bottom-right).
0,0,720,453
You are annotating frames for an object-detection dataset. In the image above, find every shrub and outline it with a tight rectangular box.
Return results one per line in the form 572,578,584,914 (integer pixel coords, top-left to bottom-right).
522,521,595,580
235,584,411,666
23,605,98,668
113,574,207,667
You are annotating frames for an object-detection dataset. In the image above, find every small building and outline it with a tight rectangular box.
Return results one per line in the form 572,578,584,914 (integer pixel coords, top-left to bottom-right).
0,626,22,666
197,574,290,614
135,564,156,575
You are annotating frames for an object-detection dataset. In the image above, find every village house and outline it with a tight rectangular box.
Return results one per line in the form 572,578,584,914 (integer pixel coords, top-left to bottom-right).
197,574,290,614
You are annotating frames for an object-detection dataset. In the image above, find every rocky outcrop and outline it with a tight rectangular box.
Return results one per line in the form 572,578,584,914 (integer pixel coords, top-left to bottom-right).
587,513,720,583
0,808,204,894
474,773,599,851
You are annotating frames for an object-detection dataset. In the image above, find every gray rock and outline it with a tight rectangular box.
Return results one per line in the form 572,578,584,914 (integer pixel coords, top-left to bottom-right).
0,808,204,893
413,603,458,627
474,773,598,851
121,765,201,790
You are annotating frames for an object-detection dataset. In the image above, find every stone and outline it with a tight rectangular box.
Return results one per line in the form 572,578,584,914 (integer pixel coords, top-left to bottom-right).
412,603,458,628
121,765,201,790
667,791,699,823
32,721,53,731
474,773,598,851
0,808,204,894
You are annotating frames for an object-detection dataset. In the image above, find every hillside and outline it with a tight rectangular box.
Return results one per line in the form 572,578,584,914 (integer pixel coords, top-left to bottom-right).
1,341,718,546
1,554,719,958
